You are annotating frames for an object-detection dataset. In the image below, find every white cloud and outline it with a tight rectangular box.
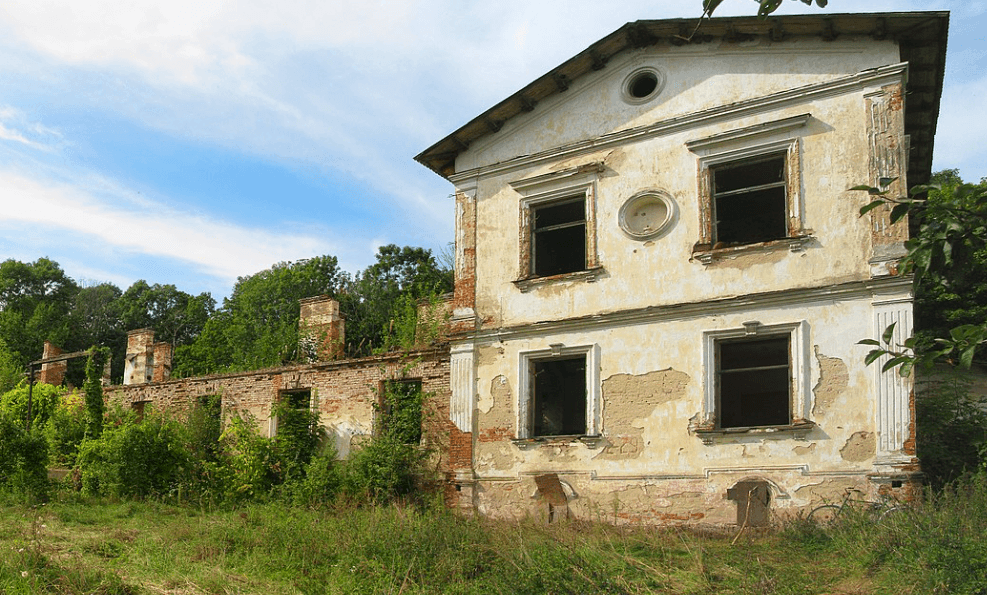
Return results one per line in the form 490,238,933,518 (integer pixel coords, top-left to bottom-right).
0,166,340,286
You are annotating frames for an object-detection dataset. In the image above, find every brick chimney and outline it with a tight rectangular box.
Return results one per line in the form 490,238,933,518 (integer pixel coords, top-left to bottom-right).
124,329,172,385
299,296,345,361
38,341,67,385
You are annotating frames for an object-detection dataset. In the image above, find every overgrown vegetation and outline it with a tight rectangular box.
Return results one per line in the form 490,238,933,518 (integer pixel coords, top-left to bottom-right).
3,472,987,594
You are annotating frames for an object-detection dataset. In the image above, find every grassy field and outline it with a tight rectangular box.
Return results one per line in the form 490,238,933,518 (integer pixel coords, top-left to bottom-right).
4,488,980,595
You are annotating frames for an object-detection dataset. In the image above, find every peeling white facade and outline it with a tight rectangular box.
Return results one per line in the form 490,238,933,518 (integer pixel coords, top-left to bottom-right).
418,13,948,524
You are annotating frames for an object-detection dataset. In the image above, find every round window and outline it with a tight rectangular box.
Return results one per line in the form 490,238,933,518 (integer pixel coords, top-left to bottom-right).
621,67,665,104
618,191,676,240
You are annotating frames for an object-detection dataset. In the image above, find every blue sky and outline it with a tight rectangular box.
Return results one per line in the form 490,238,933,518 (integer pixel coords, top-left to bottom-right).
0,0,983,301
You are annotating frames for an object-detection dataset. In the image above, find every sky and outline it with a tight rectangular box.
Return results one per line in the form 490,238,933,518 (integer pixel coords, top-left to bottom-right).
0,0,983,301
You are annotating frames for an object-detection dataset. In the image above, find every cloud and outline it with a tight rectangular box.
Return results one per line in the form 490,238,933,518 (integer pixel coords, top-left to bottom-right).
0,166,340,286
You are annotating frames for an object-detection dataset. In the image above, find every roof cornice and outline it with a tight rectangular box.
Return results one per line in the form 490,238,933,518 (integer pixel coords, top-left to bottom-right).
416,12,948,186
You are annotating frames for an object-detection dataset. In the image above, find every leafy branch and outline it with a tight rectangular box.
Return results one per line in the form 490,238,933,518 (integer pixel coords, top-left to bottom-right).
856,177,987,374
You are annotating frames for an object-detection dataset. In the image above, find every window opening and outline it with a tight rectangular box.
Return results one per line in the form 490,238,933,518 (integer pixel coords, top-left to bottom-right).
629,71,658,98
277,389,312,437
530,356,587,437
711,153,787,246
717,336,791,429
531,197,586,277
190,395,222,460
381,380,423,444
131,400,151,421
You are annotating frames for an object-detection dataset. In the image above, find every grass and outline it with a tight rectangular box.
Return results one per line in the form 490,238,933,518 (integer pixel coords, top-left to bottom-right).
2,478,987,594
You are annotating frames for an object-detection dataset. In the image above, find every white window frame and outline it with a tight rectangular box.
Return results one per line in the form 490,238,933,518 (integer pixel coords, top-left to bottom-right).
517,343,601,439
701,321,811,432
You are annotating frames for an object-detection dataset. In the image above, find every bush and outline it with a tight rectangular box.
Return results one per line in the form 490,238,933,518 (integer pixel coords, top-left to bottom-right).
341,435,426,503
42,391,87,467
0,411,49,501
915,370,987,489
0,381,65,430
76,410,191,499
216,413,277,502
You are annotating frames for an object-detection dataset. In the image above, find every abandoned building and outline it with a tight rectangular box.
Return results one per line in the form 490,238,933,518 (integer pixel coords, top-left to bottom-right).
102,295,452,463
45,11,952,526
415,12,949,524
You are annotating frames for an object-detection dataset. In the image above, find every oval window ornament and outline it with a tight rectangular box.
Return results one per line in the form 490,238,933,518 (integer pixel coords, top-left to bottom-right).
621,67,666,104
619,191,676,240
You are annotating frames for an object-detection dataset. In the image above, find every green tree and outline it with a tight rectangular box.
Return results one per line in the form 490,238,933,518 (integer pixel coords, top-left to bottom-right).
340,245,452,356
0,258,79,369
858,173,987,373
119,281,215,347
83,347,108,438
67,282,126,383
174,256,344,376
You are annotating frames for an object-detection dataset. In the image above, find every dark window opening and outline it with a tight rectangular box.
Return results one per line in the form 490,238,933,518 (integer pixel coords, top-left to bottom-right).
381,380,423,444
531,356,586,437
278,389,312,436
131,400,150,421
628,72,658,98
712,154,787,246
717,336,791,429
190,394,222,461
532,198,586,277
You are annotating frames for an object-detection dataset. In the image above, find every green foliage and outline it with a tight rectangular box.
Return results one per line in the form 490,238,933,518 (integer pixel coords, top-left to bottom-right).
0,338,23,394
915,372,987,490
76,409,191,499
42,391,87,468
381,290,450,353
0,412,49,502
341,435,427,504
340,245,452,356
270,392,325,484
0,381,65,430
174,255,343,376
216,413,277,501
0,258,79,370
857,173,987,373
82,347,108,438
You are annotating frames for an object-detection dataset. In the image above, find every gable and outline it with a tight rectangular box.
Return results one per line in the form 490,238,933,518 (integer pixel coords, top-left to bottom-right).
416,12,947,185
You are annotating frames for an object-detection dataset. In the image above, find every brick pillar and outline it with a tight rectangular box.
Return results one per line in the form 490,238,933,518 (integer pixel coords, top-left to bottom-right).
299,296,345,360
124,329,155,385
151,342,172,382
38,341,67,385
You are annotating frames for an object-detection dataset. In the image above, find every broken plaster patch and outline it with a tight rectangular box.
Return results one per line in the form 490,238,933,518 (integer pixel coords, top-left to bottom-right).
482,374,511,415
840,431,876,462
602,368,690,433
813,346,848,416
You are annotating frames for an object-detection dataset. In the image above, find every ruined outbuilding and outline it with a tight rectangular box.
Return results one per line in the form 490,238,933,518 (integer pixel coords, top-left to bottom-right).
417,12,948,524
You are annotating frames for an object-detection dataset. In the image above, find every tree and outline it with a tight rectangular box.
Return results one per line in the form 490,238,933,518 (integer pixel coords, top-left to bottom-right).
339,245,452,356
857,173,987,374
118,281,215,347
0,258,79,369
174,256,345,376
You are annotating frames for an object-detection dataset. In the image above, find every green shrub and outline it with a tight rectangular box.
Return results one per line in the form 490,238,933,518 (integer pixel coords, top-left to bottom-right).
42,391,86,467
916,370,987,489
76,410,191,499
217,413,277,502
0,412,49,502
341,435,425,503
0,381,65,430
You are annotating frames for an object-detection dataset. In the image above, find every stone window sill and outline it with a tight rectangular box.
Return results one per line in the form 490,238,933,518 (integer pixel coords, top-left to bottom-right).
692,235,812,265
694,420,816,445
513,266,605,293
512,434,604,449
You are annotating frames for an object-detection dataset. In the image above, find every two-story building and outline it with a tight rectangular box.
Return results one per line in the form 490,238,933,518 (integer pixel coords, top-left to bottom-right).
417,12,948,524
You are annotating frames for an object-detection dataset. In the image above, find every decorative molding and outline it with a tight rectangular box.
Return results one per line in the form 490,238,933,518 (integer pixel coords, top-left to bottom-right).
471,276,912,344
449,342,476,433
872,301,914,458
686,113,811,153
449,63,908,184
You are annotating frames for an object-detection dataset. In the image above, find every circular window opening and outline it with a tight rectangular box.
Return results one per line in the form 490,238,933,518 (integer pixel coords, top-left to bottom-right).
618,190,676,240
621,67,665,104
629,72,658,98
